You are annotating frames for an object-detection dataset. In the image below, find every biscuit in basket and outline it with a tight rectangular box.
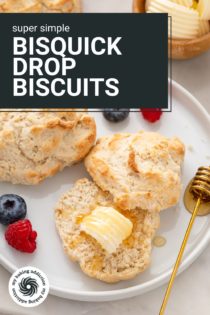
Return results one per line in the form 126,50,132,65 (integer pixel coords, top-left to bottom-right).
0,110,96,184
85,131,185,212
0,0,81,13
55,178,160,283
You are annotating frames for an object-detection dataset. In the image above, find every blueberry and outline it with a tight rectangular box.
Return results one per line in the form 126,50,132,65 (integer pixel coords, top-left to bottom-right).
0,194,27,225
103,109,130,122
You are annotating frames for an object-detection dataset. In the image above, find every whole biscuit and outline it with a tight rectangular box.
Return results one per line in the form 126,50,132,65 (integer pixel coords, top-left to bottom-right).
0,110,96,184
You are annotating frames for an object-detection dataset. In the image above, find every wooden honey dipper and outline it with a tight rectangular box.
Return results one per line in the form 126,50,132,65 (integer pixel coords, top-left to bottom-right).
159,166,210,315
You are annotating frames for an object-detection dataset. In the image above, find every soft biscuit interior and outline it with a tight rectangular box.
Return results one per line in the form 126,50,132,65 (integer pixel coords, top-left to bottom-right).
55,178,160,282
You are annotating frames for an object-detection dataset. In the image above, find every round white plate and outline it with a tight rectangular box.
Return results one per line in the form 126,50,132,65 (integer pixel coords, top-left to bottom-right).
0,81,209,302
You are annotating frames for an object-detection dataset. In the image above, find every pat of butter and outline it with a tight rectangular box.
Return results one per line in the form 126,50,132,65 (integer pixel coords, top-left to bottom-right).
80,206,133,254
198,19,210,36
169,0,193,8
147,0,199,39
197,0,210,20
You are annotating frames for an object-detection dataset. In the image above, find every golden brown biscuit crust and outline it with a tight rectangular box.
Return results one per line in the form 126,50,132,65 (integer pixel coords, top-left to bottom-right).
85,131,185,212
0,110,96,184
0,0,81,13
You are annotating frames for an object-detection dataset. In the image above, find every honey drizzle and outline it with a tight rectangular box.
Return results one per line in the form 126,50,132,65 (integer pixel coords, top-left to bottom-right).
75,204,137,251
153,235,167,247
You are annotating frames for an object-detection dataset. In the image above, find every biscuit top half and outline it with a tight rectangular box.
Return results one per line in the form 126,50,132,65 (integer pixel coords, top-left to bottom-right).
85,131,185,212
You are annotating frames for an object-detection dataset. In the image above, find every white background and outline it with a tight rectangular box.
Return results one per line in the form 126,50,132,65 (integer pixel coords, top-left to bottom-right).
0,0,210,314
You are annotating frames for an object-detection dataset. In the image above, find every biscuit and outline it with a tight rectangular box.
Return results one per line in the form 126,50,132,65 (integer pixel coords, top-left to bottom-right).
0,0,81,13
0,110,96,184
85,131,185,212
55,178,160,283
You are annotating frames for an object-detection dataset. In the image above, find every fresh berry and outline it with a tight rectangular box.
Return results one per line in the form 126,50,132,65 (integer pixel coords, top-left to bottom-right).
0,194,27,225
5,219,37,253
103,109,130,122
141,108,162,123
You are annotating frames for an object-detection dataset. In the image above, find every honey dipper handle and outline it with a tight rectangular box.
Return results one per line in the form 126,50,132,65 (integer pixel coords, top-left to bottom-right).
159,198,201,315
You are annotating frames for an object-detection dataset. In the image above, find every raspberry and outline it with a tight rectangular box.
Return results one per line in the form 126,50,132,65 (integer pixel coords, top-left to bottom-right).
141,108,162,123
5,219,37,253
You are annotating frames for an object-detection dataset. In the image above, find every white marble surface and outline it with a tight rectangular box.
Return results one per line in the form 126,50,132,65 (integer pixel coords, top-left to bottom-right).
0,1,210,314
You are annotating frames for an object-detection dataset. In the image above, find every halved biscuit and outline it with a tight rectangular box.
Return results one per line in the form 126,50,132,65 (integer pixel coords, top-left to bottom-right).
85,131,185,212
55,178,160,283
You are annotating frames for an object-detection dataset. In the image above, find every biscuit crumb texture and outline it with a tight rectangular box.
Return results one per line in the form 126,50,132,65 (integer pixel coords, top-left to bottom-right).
85,131,185,212
0,110,96,184
55,178,160,282
0,0,81,13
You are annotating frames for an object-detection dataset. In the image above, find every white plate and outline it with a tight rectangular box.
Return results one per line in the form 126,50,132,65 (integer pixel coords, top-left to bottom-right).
0,81,210,302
